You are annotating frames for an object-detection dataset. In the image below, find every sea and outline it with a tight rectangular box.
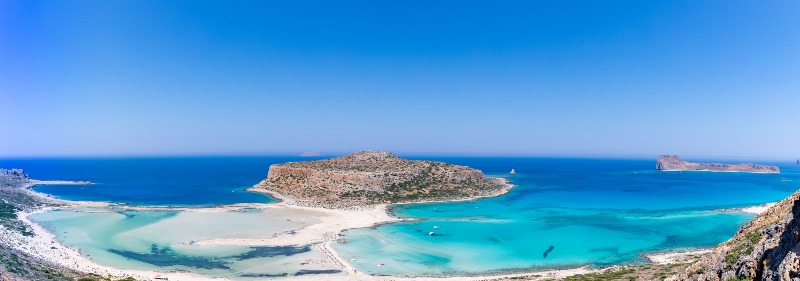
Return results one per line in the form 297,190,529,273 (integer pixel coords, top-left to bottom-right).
3,156,799,278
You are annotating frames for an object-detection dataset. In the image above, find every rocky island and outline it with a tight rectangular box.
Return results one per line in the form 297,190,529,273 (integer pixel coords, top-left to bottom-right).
656,155,780,173
250,151,512,208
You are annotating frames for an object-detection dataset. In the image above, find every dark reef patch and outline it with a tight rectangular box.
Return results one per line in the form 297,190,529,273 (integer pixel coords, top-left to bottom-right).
108,244,230,269
294,269,342,276
234,245,311,260
543,245,554,258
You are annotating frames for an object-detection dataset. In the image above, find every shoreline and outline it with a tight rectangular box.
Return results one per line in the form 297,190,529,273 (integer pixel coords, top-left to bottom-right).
8,207,219,281
714,202,776,215
7,175,747,281
644,249,712,264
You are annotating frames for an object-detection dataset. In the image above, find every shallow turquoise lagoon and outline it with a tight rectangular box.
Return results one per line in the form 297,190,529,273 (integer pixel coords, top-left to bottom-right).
332,158,800,276
9,157,800,277
31,208,343,279
334,206,753,276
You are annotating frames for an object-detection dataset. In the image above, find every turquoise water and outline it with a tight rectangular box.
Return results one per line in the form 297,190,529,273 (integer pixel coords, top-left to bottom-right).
31,208,343,279
6,157,799,277
332,158,800,276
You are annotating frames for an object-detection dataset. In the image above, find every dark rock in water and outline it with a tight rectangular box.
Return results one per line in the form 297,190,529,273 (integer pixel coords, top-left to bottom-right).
233,246,311,260
239,273,289,278
294,269,342,276
543,245,554,258
108,245,230,269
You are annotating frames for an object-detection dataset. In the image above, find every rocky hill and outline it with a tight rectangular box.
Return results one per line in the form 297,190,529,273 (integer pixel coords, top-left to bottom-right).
250,151,511,208
673,189,800,281
656,155,780,173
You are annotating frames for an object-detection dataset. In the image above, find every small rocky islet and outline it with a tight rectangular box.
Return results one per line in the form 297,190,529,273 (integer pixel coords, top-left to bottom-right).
656,155,780,173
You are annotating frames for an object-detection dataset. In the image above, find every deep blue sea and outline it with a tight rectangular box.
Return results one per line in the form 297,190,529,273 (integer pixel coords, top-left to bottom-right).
1,157,290,206
5,156,800,276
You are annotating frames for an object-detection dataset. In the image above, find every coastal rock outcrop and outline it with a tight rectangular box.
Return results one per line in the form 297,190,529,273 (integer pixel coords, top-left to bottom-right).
251,151,510,208
656,155,780,173
673,189,800,281
0,169,30,188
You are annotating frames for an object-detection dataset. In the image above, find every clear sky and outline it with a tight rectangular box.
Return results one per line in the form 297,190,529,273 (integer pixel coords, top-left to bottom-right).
1,1,798,159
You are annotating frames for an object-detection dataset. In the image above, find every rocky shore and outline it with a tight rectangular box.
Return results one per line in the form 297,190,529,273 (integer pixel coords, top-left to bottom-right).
672,189,800,280
656,155,780,173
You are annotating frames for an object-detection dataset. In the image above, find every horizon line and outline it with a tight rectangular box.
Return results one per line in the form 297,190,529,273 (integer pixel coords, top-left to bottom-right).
0,152,796,162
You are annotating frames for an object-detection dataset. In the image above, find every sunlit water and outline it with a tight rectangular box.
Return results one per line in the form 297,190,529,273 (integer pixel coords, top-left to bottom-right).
5,157,798,277
332,158,800,276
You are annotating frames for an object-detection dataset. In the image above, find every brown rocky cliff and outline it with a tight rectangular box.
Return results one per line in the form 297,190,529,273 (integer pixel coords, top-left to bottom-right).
674,189,800,281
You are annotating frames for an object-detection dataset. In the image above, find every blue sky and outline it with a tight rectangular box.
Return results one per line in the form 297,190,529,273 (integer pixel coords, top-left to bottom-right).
1,1,798,159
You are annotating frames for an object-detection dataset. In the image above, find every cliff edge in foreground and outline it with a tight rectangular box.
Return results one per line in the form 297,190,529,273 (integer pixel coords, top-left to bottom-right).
250,151,511,208
674,189,800,281
656,155,780,173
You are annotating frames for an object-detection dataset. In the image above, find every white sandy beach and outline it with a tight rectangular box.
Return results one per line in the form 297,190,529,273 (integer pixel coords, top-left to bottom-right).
191,203,400,247
645,250,712,264
740,203,776,214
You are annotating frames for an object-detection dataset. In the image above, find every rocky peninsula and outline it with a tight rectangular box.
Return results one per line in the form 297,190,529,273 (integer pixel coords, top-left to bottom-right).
250,151,512,208
656,155,780,173
1,168,93,189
